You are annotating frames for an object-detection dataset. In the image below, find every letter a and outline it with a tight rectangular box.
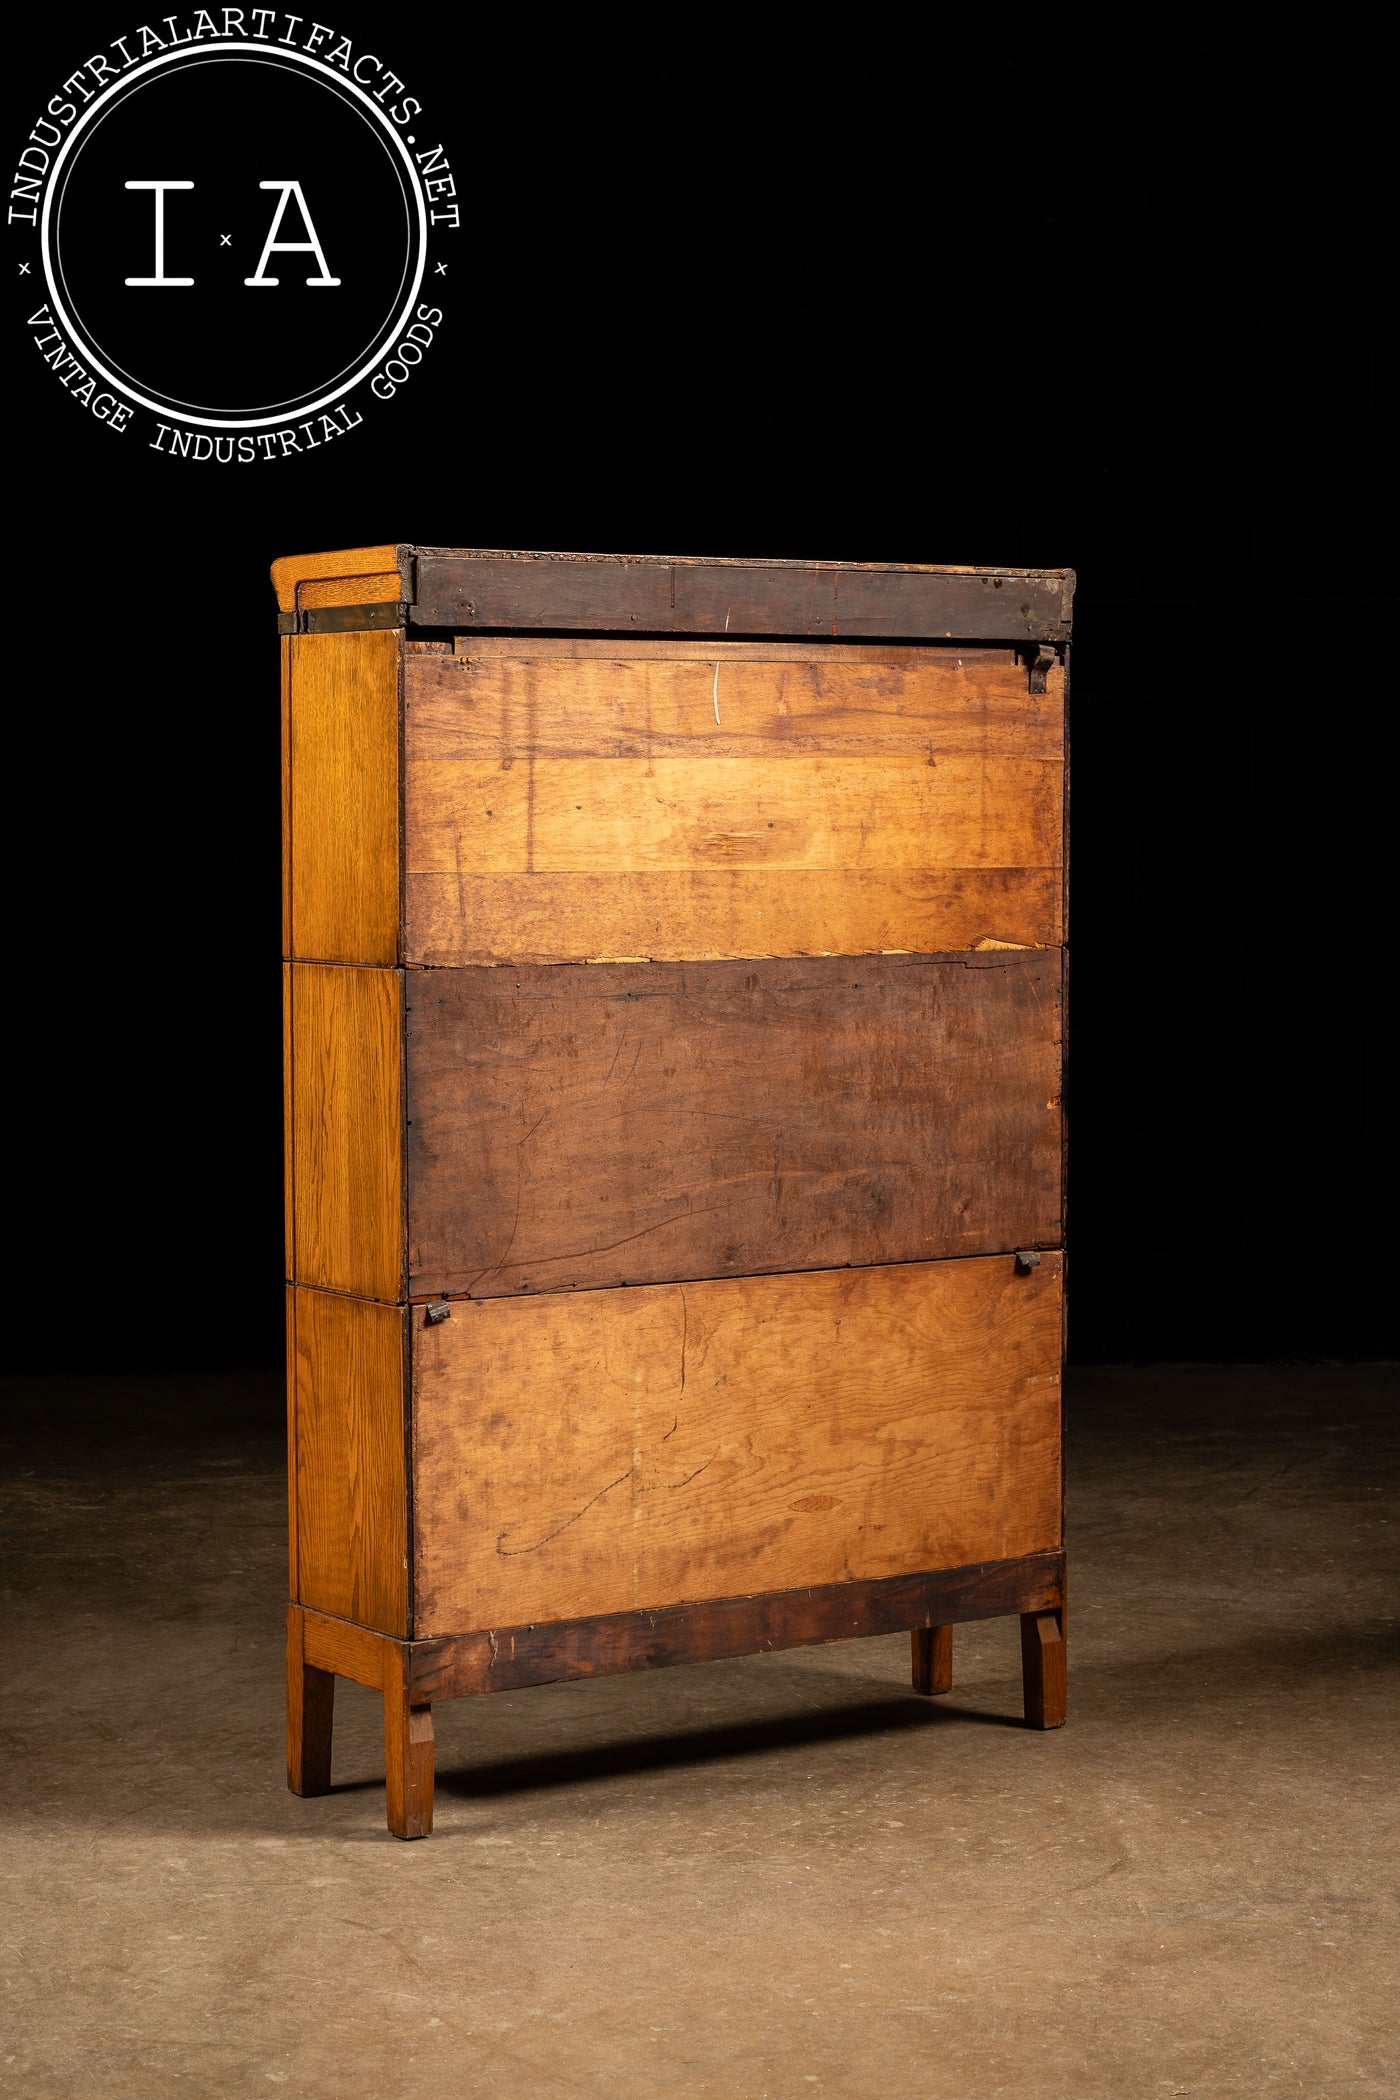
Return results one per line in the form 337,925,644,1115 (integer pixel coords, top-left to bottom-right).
244,181,340,286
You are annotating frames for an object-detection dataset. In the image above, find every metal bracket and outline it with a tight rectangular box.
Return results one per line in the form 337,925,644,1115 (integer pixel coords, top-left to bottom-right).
276,600,409,636
424,1301,452,1326
1014,1250,1042,1273
1020,643,1060,694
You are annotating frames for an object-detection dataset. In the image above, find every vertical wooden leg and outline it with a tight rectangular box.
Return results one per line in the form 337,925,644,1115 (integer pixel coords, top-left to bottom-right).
383,1648,435,1840
286,1605,334,1796
1020,1607,1067,1728
911,1624,954,1696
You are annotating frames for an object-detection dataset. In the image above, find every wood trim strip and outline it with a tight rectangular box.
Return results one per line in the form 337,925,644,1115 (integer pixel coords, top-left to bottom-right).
300,1603,393,1691
405,1551,1065,1700
410,553,1073,643
450,637,1028,666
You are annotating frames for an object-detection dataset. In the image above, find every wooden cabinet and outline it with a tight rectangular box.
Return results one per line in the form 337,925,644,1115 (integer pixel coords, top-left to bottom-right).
279,547,1072,1837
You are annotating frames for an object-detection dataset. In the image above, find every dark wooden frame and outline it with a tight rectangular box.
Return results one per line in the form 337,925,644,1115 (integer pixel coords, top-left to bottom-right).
272,546,1074,645
287,1551,1068,1839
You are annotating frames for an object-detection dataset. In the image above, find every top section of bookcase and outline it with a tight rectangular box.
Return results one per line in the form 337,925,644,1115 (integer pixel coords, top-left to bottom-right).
270,546,1075,645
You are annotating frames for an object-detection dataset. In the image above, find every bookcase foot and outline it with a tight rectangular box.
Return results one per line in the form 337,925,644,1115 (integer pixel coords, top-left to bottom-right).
1020,1607,1067,1728
286,1605,334,1796
383,1654,435,1840
910,1624,954,1696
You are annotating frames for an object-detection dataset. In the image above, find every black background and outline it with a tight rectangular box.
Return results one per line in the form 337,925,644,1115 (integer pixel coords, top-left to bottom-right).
3,10,1394,1375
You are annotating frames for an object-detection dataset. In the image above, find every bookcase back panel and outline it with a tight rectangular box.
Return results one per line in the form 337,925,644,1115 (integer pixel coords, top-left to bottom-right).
411,1253,1063,1634
405,950,1062,1300
403,645,1063,965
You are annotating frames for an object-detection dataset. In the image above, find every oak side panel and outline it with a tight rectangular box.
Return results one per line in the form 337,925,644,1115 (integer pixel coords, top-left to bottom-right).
288,963,404,1302
292,1286,409,1637
412,1253,1063,1634
287,627,401,965
285,1285,298,1599
405,951,1062,1299
403,649,1063,963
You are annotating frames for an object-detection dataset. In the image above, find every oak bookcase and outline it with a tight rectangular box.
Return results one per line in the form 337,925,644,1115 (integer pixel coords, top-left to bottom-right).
278,545,1071,1838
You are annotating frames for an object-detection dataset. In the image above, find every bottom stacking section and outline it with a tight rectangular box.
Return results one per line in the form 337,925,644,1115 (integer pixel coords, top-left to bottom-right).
286,1249,1066,1836
411,1252,1063,1632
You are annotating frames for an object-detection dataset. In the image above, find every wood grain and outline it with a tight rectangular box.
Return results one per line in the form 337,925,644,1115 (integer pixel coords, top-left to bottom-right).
911,1624,954,1696
404,951,1063,1299
298,1601,397,1691
1021,1606,1068,1728
412,754,1058,871
286,963,403,1302
408,868,1061,966
271,543,403,612
298,572,403,609
403,647,1063,963
408,550,1074,643
290,1286,409,1637
284,1284,298,1594
383,1648,435,1839
286,628,401,966
418,646,1064,757
411,1252,1063,1634
285,1605,334,1796
403,1552,1065,1698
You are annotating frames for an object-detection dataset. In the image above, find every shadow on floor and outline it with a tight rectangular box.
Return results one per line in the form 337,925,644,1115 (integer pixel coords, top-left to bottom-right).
428,1692,1024,1802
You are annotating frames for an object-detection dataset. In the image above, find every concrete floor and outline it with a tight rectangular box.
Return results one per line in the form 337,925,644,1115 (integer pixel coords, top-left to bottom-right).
1,1364,1396,2099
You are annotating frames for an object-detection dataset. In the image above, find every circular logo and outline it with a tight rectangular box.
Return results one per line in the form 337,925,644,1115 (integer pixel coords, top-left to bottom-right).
13,20,455,457
42,44,425,428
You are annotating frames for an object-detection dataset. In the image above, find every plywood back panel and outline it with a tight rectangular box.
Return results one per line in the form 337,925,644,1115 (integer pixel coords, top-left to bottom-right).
412,1253,1063,1633
405,951,1062,1299
286,627,400,965
286,962,404,1301
404,646,1062,963
289,1285,409,1637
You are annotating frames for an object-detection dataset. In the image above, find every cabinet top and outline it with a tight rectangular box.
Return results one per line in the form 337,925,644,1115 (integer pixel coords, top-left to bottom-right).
270,545,1074,643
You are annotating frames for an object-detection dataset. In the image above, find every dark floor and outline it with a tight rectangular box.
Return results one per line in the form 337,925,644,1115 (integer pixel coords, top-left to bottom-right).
2,1364,1396,2099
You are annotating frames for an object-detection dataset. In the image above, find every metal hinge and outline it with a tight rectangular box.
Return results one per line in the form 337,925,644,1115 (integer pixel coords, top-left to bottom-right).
1019,642,1062,693
276,600,409,636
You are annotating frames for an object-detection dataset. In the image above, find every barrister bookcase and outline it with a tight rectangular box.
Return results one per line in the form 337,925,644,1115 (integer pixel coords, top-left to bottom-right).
278,545,1072,1838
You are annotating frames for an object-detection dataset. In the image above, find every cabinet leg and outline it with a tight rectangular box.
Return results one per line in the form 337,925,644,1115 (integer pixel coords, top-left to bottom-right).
1020,1607,1067,1729
383,1651,435,1840
911,1624,954,1696
286,1606,334,1796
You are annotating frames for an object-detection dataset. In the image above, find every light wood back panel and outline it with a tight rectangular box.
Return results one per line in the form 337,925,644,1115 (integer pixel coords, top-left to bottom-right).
404,647,1063,963
286,628,401,965
285,962,404,1302
412,1252,1063,1633
288,1285,409,1636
